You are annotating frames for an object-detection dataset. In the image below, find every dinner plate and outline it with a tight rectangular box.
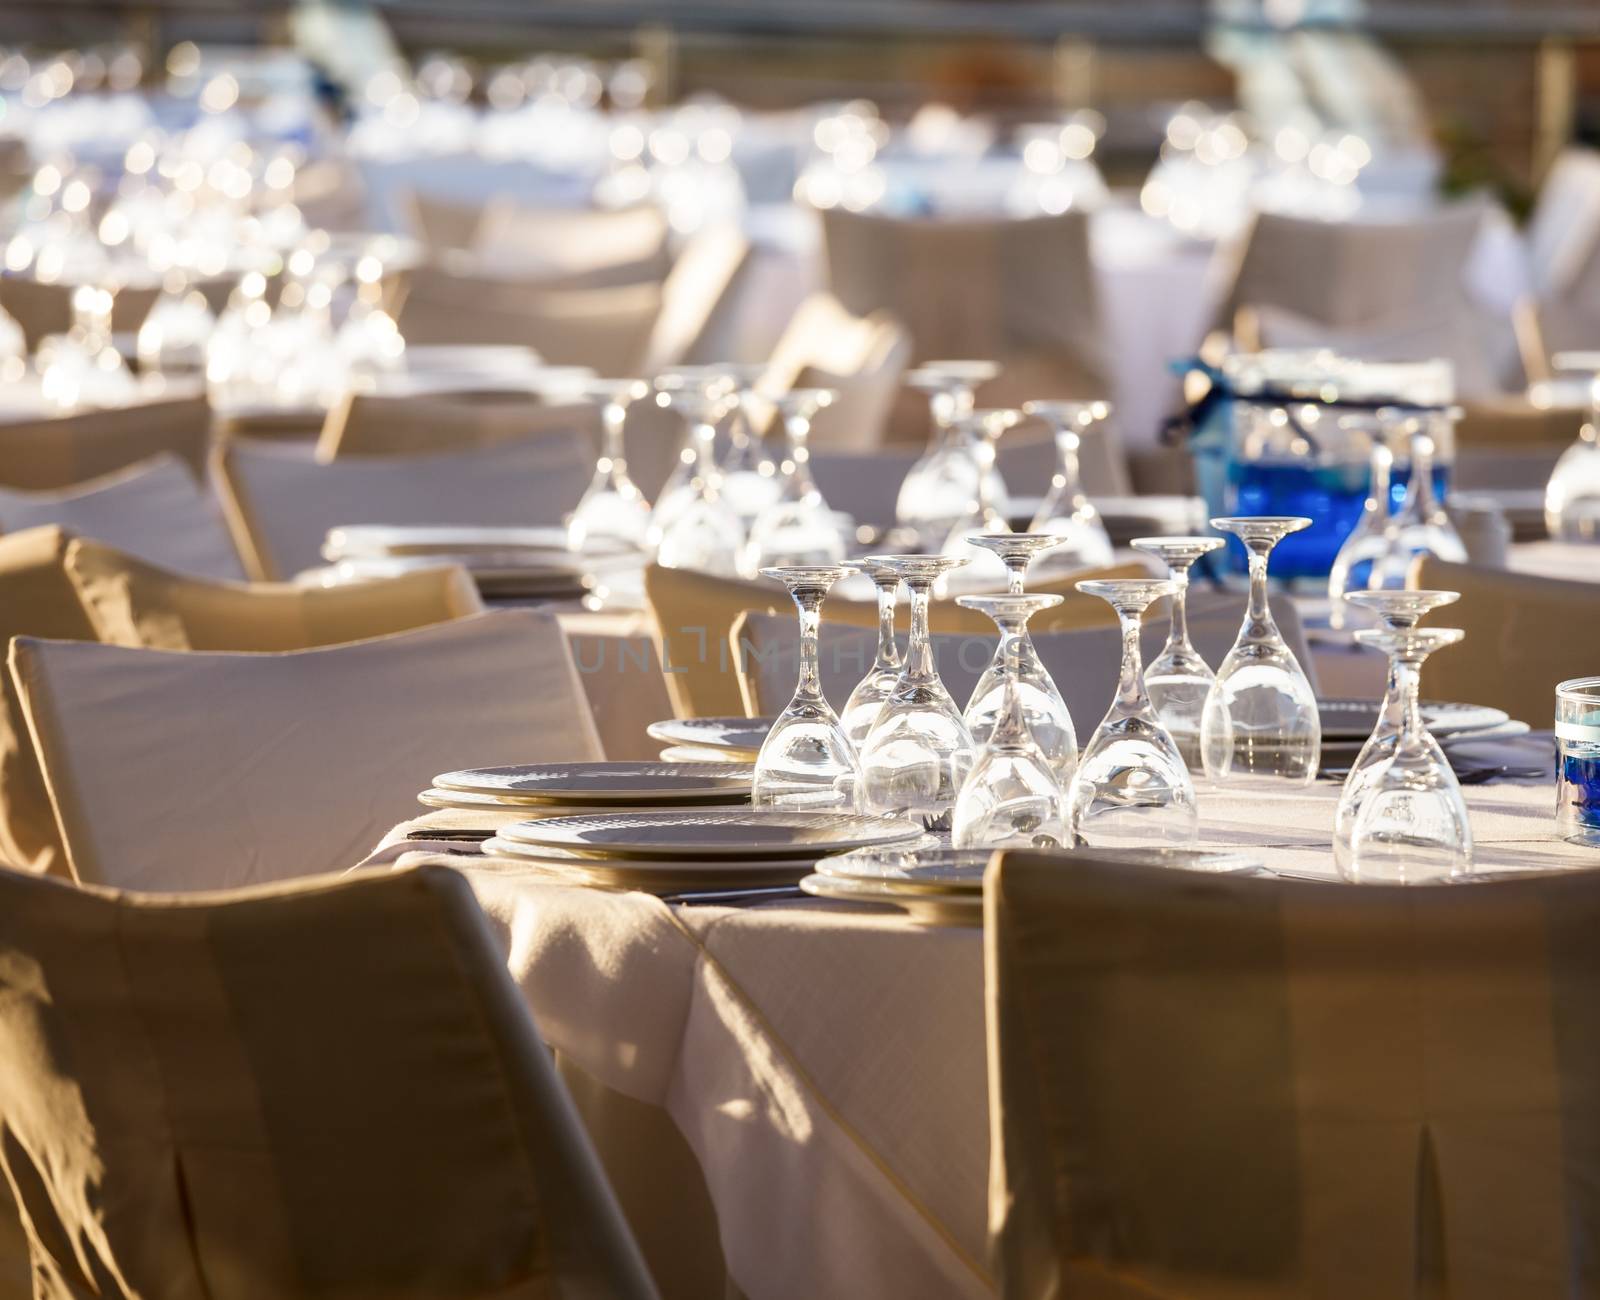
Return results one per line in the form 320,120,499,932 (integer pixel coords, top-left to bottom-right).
799,872,983,927
324,525,642,562
497,809,924,860
481,837,814,891
817,844,1262,894
657,745,749,764
417,789,744,816
1318,698,1509,742
400,344,543,374
433,761,754,804
646,717,775,758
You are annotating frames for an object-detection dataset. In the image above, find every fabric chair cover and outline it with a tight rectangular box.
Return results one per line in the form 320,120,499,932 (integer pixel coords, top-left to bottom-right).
64,537,484,652
473,201,672,289
0,278,160,352
1529,150,1600,356
0,454,245,581
0,863,657,1299
316,391,598,460
0,529,98,877
1412,556,1600,725
402,188,489,252
215,435,591,580
0,395,211,490
638,226,755,374
644,561,1146,719
985,850,1600,1299
733,590,1316,720
10,610,602,890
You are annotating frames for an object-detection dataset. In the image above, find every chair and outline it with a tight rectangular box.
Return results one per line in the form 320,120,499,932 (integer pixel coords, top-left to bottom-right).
986,849,1600,1299
402,188,491,253
63,537,484,652
755,292,910,452
0,454,245,581
1412,556,1599,725
473,201,672,289
0,863,657,1299
10,610,601,890
0,395,211,490
644,561,1146,719
637,226,755,374
215,435,591,580
317,391,598,460
733,589,1315,719
0,277,160,351
1525,146,1600,356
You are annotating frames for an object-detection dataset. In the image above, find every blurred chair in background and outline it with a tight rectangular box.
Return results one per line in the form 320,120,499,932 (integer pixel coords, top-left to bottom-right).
0,396,211,489
317,391,598,460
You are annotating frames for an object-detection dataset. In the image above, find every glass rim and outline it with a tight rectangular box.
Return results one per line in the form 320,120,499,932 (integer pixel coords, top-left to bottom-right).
1557,677,1600,700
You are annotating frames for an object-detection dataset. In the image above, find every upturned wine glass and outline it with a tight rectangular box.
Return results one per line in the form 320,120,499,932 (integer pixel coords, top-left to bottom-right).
1344,625,1472,882
1131,535,1224,772
649,365,734,528
721,364,785,523
1024,399,1114,568
952,595,1070,849
752,565,861,810
1326,413,1393,628
740,388,847,575
840,559,903,747
567,378,653,551
1371,412,1467,588
1544,352,1600,542
650,374,745,575
1068,578,1197,848
895,361,1004,546
938,408,1023,582
1200,517,1321,787
858,554,976,830
1332,588,1460,874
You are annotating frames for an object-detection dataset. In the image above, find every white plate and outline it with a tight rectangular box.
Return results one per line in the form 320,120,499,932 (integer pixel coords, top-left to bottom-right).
800,872,984,927
498,810,924,860
646,717,774,757
418,789,744,816
433,761,754,803
657,745,748,764
1318,698,1509,742
482,837,813,891
402,344,542,374
817,844,1262,894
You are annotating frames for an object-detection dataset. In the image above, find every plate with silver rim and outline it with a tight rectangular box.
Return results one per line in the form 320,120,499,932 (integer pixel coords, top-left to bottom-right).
658,744,749,764
800,871,984,927
417,789,744,817
1318,698,1509,742
817,844,1262,894
482,837,814,890
646,717,775,758
433,761,754,805
498,810,925,860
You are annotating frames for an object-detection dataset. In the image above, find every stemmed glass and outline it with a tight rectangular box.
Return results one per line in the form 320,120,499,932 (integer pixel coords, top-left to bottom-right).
1372,412,1466,587
951,594,1070,849
1200,517,1321,786
1068,578,1197,848
567,379,653,552
1332,588,1460,873
1024,399,1114,568
650,373,745,575
1344,624,1472,882
721,364,785,522
1326,413,1394,628
649,365,732,528
1544,352,1600,542
740,389,847,575
858,554,976,830
895,360,1003,545
752,565,861,810
1131,535,1225,772
938,409,1023,578
840,559,903,748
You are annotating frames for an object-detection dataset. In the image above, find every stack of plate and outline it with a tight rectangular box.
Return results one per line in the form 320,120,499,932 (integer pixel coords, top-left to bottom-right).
320,526,646,599
484,809,926,892
646,716,774,764
802,845,1262,927
1318,698,1519,771
418,761,755,817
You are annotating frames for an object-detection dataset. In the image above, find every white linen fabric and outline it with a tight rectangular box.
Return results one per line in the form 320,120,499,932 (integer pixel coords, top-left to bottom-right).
0,454,246,581
10,610,601,891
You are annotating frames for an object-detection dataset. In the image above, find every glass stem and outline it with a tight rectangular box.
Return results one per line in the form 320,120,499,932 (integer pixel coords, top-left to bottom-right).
1169,569,1191,653
1245,548,1278,642
874,582,901,670
1394,654,1424,756
1370,441,1392,519
992,621,1032,745
795,594,823,702
1055,431,1082,502
905,584,935,683
790,421,819,502
1115,607,1147,713
602,401,627,473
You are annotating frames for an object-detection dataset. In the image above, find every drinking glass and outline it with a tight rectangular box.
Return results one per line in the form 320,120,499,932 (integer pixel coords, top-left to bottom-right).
1326,414,1393,628
136,268,215,376
965,531,1071,595
740,389,847,575
1372,412,1466,587
1131,535,1225,771
895,361,1004,545
1557,677,1600,846
1333,588,1461,874
650,365,734,528
721,364,785,522
567,379,653,551
1344,625,1472,882
1545,353,1600,542
1200,517,1321,786
952,595,1070,849
938,409,1023,579
1068,578,1198,848
752,565,861,810
858,554,976,830
840,560,903,748
1025,399,1114,568
650,374,745,575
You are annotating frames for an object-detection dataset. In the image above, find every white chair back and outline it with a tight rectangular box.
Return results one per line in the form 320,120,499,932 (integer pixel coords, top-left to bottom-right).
473,201,671,288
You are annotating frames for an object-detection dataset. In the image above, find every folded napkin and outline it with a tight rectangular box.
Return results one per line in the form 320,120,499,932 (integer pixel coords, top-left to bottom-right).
1443,729,1553,782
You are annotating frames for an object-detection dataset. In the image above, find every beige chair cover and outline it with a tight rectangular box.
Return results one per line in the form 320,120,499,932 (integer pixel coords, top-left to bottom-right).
985,849,1600,1300
638,226,755,374
402,189,489,253
64,537,484,652
1526,147,1600,354
398,264,661,376
10,610,602,890
0,454,245,581
1412,556,1599,725
0,862,657,1299
474,201,672,288
215,434,591,580
317,391,598,460
820,206,1111,398
756,292,910,451
0,529,98,877
0,395,211,490
733,590,1316,720
0,278,160,352
644,561,1145,719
